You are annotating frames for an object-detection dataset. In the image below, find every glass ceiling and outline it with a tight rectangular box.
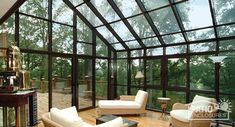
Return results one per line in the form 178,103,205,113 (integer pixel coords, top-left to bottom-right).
65,0,235,51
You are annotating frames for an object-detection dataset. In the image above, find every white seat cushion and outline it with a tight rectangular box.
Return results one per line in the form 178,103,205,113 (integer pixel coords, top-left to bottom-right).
94,117,124,127
99,100,141,109
170,110,193,123
134,90,148,105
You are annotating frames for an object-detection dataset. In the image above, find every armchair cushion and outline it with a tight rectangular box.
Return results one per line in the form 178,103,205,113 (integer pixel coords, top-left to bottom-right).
134,90,148,105
170,110,193,123
98,100,141,109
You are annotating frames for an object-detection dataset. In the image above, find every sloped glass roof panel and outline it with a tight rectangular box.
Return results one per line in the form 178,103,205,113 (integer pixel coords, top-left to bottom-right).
77,17,92,43
113,0,142,17
20,0,48,18
96,26,118,43
77,4,103,27
127,15,155,38
162,33,185,44
176,0,213,30
190,42,216,53
186,28,215,41
212,0,235,25
219,39,235,51
125,40,141,49
110,21,135,41
147,47,163,56
149,7,180,34
141,0,169,11
112,43,125,50
90,0,120,23
217,24,235,38
142,37,161,47
69,0,84,6
166,45,187,55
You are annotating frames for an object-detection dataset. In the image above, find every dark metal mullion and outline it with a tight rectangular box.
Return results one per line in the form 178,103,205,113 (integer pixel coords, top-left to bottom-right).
136,0,165,45
168,0,189,42
92,30,96,107
62,0,115,52
107,0,146,49
85,2,129,50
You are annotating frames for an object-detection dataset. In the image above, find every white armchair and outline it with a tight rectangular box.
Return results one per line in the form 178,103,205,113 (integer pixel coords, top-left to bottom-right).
170,95,217,127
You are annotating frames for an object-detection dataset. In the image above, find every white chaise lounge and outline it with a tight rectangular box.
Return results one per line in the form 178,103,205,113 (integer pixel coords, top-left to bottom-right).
98,90,148,116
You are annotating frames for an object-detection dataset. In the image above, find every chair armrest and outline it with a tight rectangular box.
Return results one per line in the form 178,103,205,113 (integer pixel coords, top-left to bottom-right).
120,95,135,101
172,103,190,110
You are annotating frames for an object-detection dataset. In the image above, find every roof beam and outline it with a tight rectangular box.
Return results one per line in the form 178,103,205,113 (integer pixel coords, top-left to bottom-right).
63,0,115,51
85,1,129,50
107,0,146,49
136,0,165,46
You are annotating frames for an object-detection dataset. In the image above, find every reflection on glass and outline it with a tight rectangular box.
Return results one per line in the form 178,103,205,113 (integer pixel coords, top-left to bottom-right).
110,21,135,41
190,55,214,90
162,33,185,44
186,28,215,41
166,45,187,55
77,18,92,42
127,15,155,38
113,0,141,17
142,37,161,47
146,59,161,85
217,24,235,37
176,0,212,30
168,58,187,87
131,59,144,86
52,23,73,54
52,0,73,25
147,89,162,110
96,26,118,43
96,37,108,57
77,43,92,55
147,48,163,56
112,43,125,50
91,0,120,23
78,59,93,109
96,59,108,101
117,60,128,85
52,57,72,109
213,0,235,25
19,15,48,51
125,40,141,49
20,0,48,18
190,42,216,53
142,0,169,11
77,4,103,27
149,7,180,34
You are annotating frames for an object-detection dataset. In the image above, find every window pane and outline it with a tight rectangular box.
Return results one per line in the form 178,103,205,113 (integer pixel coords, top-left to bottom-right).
20,0,48,18
190,42,216,53
110,21,135,41
52,0,73,25
52,57,72,109
147,48,163,56
142,0,169,11
190,55,215,90
77,18,92,42
149,7,180,34
186,28,215,41
166,91,186,111
117,60,128,85
219,39,235,51
142,37,161,47
146,89,162,110
127,15,155,38
220,55,235,93
213,0,235,25
78,59,93,109
131,59,144,86
19,15,48,51
162,33,185,44
168,58,187,87
77,43,92,55
220,95,235,120
166,45,187,55
96,59,108,100
96,26,118,43
146,59,161,86
91,0,120,23
69,0,84,6
125,40,141,49
77,4,103,27
113,0,141,17
217,24,235,38
52,23,73,54
96,37,108,57
112,43,125,50
131,50,144,57
176,0,213,30
0,15,15,46
117,52,127,58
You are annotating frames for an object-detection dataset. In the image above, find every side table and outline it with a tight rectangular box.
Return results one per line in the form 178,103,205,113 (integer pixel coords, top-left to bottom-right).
157,97,171,121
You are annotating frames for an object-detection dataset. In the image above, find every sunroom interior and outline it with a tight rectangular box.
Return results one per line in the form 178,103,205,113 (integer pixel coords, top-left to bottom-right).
0,0,235,126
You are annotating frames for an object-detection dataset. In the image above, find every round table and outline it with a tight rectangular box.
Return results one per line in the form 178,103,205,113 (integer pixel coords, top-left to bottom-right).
157,97,171,121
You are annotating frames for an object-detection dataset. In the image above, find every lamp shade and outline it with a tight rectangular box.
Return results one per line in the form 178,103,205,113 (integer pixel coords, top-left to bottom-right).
209,56,227,63
135,71,144,79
